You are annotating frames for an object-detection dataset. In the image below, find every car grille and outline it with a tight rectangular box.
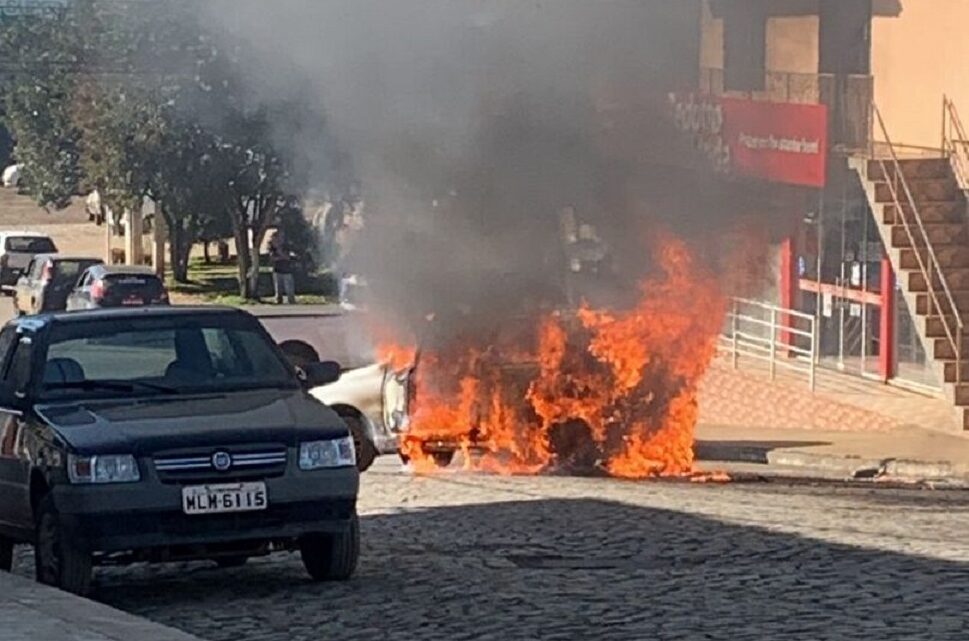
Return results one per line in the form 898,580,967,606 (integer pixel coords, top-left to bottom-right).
153,446,288,484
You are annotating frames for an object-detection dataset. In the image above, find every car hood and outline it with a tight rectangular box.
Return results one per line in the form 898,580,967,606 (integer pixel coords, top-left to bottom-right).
34,388,347,455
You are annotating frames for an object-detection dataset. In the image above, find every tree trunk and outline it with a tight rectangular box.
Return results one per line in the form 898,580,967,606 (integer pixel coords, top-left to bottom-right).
233,224,251,298
248,226,269,301
203,241,210,264
169,225,191,283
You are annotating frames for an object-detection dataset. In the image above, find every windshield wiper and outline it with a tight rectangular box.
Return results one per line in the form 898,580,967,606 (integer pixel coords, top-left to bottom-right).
45,380,179,395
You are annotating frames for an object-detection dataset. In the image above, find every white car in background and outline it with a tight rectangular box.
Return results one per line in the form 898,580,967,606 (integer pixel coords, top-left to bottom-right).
0,231,58,291
277,338,411,472
255,308,413,472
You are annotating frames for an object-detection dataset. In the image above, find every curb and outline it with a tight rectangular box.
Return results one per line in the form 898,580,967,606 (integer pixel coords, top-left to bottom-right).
0,571,203,641
694,442,969,486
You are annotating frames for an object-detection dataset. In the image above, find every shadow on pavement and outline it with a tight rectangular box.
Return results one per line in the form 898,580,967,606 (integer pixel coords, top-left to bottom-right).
83,497,966,641
694,439,831,463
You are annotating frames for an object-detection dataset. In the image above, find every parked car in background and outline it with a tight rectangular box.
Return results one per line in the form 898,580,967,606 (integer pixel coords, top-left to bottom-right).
0,232,57,291
0,306,359,595
13,255,104,316
66,264,169,310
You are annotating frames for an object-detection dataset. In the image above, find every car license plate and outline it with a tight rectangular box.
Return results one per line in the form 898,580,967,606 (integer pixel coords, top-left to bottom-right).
122,296,143,305
182,482,268,515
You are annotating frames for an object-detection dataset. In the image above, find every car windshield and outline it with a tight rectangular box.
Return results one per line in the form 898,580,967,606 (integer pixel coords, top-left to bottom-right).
5,236,56,253
104,273,165,294
38,314,298,399
54,260,98,280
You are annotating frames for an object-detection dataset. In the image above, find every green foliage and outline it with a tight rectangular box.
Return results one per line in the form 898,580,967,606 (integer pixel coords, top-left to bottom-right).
0,0,342,299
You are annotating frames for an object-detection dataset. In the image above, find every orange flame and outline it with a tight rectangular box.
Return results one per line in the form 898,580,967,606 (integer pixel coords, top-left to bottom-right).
384,234,726,478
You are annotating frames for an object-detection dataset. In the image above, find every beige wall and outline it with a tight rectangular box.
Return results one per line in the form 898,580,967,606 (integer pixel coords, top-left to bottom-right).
700,5,818,74
700,2,817,98
700,1,723,71
766,16,819,74
873,0,969,148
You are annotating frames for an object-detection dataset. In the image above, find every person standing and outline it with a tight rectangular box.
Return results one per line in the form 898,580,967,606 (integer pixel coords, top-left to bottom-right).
268,231,296,305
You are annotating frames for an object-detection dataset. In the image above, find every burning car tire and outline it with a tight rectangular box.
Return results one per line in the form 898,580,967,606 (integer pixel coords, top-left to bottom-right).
299,514,359,581
430,451,455,468
548,419,602,475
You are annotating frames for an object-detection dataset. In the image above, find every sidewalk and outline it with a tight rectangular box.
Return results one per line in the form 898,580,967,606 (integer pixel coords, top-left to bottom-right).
696,420,969,483
696,354,969,483
0,571,201,641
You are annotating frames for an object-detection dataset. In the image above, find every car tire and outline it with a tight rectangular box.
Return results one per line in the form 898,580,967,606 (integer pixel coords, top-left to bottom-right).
215,556,249,569
0,535,13,572
343,415,376,472
431,451,455,469
299,514,359,582
35,495,93,596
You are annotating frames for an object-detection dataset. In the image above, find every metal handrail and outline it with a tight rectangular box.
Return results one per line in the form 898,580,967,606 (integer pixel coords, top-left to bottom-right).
873,104,964,382
943,95,969,192
720,297,818,391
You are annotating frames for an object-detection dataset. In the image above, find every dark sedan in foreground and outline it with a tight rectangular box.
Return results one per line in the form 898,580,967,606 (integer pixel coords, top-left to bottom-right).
0,306,359,595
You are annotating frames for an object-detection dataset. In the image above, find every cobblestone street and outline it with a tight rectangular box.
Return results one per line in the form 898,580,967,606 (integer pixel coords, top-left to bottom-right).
12,458,968,641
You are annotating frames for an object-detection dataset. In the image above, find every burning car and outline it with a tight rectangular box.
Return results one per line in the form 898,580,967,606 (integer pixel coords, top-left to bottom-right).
383,224,726,478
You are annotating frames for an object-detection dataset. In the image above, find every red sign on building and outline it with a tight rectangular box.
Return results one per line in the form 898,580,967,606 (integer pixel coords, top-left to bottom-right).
670,93,828,188
720,97,828,188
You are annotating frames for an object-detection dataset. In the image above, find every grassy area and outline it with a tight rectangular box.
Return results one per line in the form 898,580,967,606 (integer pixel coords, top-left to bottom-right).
168,257,338,306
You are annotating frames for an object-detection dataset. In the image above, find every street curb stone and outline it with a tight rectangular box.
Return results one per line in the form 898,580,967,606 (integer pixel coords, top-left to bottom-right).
0,571,203,641
694,442,969,485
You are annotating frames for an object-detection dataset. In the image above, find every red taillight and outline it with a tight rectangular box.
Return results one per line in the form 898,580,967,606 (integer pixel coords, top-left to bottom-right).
90,279,105,300
40,262,52,284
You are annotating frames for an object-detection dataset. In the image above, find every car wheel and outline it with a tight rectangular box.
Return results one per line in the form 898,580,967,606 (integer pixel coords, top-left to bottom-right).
431,451,455,469
343,415,376,472
299,514,359,582
0,535,13,572
35,495,92,596
215,556,249,569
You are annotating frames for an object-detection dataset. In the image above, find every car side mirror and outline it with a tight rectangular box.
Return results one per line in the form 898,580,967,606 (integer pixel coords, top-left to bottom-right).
302,361,341,387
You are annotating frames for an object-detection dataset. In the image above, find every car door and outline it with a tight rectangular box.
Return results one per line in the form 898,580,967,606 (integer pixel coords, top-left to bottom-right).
0,328,31,532
14,260,36,314
67,270,91,311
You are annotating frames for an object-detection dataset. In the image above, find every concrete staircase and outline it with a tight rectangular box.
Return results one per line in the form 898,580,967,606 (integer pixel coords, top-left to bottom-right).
851,154,969,429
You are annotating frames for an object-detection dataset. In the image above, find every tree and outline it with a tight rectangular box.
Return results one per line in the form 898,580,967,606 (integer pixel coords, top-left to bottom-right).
0,8,83,209
0,0,342,297
220,111,302,298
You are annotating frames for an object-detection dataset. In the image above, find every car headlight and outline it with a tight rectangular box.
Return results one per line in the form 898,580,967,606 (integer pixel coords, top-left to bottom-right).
299,437,356,470
68,454,141,484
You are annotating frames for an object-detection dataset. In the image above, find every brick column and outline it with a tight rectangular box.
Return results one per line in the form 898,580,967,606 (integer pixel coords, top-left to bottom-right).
879,256,895,381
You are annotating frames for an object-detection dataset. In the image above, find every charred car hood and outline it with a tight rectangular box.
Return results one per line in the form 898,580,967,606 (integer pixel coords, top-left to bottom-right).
34,389,347,455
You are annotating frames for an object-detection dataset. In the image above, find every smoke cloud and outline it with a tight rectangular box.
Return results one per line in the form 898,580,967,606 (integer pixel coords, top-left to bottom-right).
204,0,795,345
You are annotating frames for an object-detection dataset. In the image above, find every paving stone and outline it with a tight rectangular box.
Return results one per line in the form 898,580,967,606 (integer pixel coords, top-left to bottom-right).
9,458,969,641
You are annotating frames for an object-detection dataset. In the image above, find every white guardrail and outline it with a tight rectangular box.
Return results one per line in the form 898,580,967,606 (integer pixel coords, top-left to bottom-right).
719,297,818,391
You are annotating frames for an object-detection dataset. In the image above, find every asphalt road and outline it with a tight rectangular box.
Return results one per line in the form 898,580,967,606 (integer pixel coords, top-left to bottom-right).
13,457,969,641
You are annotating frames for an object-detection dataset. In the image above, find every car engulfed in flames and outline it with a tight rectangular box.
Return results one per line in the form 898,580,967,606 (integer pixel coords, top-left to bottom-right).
380,235,728,479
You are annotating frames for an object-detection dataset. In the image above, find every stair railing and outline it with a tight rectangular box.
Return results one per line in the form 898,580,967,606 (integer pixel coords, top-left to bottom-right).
943,95,969,192
720,297,818,391
874,104,964,382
